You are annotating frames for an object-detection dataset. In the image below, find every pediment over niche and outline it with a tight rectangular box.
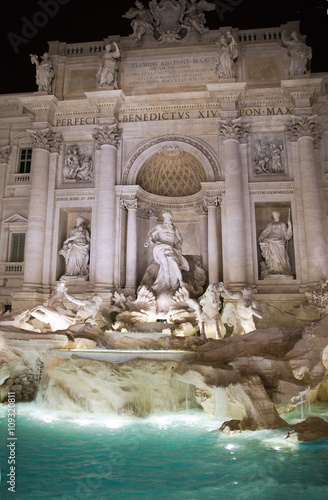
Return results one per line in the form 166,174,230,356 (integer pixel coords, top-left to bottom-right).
2,214,28,224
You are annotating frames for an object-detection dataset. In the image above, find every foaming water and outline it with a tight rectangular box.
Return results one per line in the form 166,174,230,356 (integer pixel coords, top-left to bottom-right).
1,403,328,500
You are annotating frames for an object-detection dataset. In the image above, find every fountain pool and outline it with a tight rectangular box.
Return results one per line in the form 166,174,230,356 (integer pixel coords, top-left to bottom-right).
1,403,328,500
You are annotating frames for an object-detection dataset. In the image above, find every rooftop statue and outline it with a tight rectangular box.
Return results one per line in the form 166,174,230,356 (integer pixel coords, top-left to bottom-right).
182,0,216,35
281,30,312,77
123,0,215,43
258,210,293,279
215,31,238,80
122,1,154,43
96,42,120,89
30,52,54,94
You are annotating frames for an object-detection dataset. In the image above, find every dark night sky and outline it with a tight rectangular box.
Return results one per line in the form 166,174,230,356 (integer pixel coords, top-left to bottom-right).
0,0,327,95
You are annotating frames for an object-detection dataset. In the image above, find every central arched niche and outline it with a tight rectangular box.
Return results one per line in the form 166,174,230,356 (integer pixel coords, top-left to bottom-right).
136,146,206,197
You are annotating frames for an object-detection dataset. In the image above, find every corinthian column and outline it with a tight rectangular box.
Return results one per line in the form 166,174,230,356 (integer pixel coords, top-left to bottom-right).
196,205,208,272
0,147,11,264
219,119,249,285
93,124,121,288
23,129,62,287
123,199,138,292
286,116,326,282
204,197,219,283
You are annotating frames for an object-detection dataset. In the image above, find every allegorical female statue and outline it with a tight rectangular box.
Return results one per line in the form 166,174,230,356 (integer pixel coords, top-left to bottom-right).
96,42,120,88
215,32,238,80
258,210,293,279
30,52,55,94
281,30,312,77
59,216,90,278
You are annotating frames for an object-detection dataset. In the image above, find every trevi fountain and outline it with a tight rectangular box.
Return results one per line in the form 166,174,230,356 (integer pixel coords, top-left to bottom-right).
0,1,328,498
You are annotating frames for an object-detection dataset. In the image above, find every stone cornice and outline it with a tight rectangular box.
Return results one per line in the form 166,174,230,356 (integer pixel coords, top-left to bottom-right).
19,95,59,121
115,182,224,212
55,188,95,202
85,90,125,119
281,78,323,108
249,181,294,196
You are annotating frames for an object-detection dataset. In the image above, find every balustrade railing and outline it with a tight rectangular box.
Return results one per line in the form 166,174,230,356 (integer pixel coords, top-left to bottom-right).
4,262,24,274
14,173,30,184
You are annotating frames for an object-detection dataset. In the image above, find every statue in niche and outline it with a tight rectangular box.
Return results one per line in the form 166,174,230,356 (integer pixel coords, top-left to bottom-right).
143,210,189,293
281,31,312,77
218,283,263,335
254,138,285,176
215,32,238,80
97,43,120,88
59,216,90,279
183,0,216,35
258,210,293,279
64,146,93,182
14,280,102,333
30,52,55,94
123,1,154,43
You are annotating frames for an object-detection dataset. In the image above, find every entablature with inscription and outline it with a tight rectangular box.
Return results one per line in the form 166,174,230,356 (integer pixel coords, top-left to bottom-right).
249,181,294,196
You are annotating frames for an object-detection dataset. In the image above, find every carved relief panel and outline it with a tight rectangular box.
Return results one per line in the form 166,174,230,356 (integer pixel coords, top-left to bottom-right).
250,136,287,178
62,144,93,184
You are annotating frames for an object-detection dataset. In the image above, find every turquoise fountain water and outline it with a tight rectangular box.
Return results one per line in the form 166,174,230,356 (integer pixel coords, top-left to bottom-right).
1,401,328,500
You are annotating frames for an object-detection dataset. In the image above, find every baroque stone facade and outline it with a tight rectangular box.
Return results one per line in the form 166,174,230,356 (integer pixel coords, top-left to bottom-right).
0,16,328,327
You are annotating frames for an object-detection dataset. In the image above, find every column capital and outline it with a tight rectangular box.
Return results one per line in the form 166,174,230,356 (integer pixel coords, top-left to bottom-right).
285,115,323,147
195,204,208,216
218,118,249,142
203,195,221,210
121,198,138,211
27,128,62,153
0,146,12,163
93,124,121,150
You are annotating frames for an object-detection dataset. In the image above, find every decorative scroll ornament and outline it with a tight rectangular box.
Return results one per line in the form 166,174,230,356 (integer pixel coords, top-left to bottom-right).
0,146,12,163
218,118,249,142
93,124,121,149
285,116,322,147
27,128,62,152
